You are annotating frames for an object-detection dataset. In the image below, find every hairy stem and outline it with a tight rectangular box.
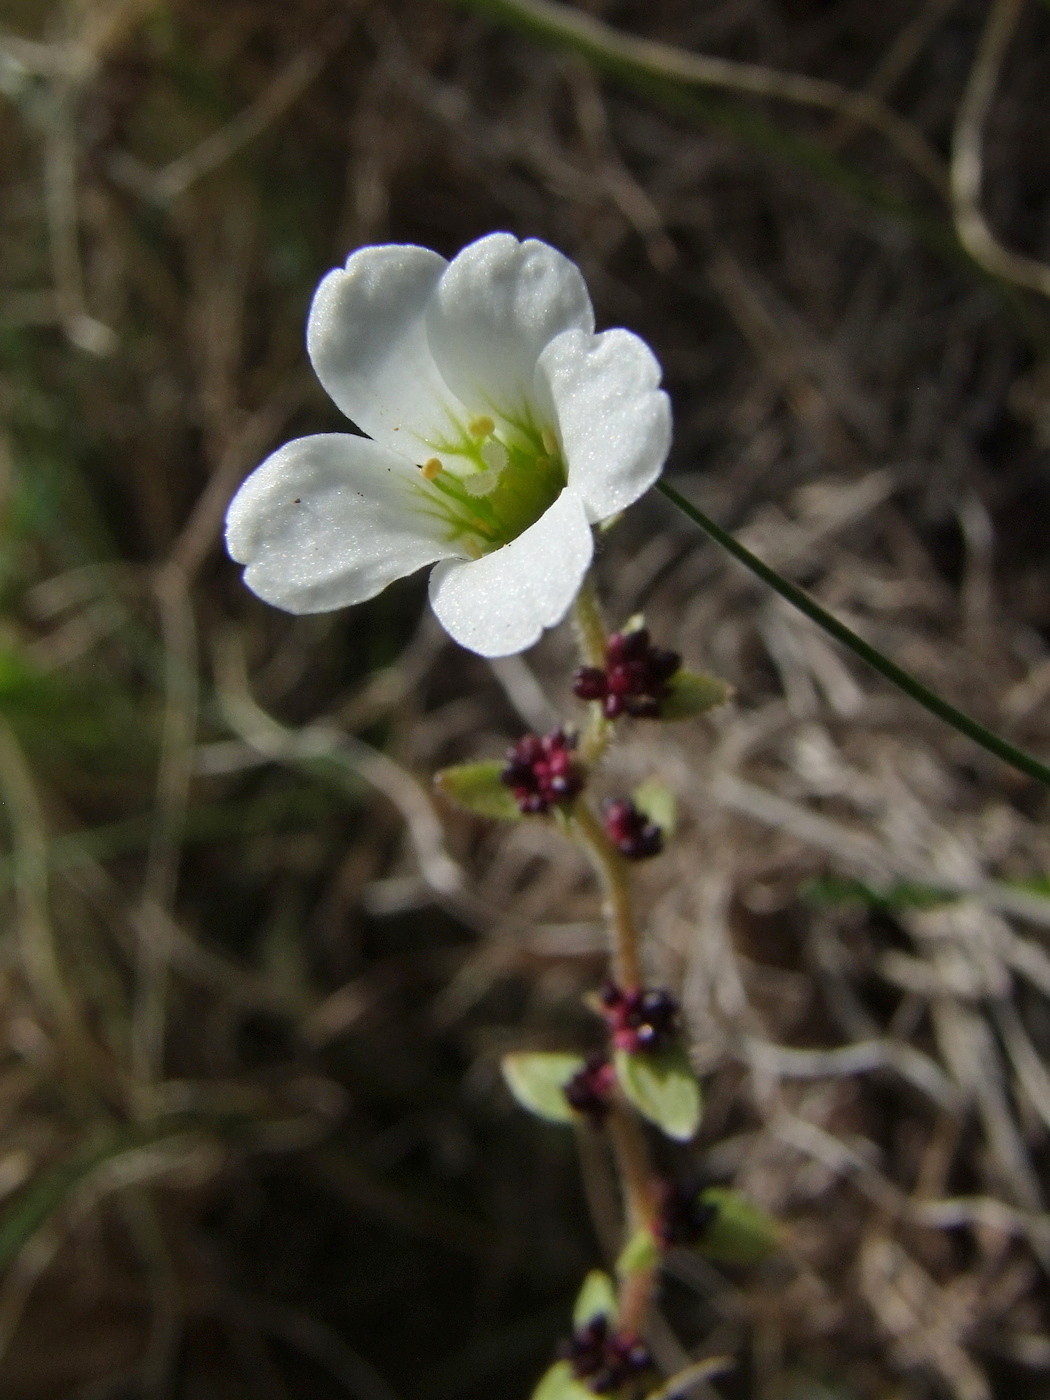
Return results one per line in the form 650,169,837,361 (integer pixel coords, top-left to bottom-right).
573,572,608,668
608,1106,657,1233
572,573,613,763
607,1106,659,1335
572,800,642,989
572,580,662,1344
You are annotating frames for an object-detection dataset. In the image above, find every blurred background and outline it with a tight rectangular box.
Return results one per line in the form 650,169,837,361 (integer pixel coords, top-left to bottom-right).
1,0,1050,1396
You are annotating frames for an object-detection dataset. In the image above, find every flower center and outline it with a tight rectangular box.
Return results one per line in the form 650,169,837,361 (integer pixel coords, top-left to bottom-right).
412,416,567,556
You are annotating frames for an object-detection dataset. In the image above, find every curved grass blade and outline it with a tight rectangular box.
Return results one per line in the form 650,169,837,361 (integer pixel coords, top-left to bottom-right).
0,1121,211,1272
656,479,1050,790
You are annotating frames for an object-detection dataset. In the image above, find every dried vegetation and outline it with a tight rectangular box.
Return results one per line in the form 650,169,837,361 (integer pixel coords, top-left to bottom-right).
1,0,1050,1396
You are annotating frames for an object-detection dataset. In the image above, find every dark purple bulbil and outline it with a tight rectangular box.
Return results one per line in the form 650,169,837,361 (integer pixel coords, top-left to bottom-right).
600,983,679,1054
572,628,681,720
561,1315,652,1394
654,1181,719,1248
500,728,584,814
564,1053,617,1122
604,799,663,860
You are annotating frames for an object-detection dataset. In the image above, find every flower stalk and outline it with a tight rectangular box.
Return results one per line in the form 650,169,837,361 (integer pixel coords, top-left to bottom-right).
570,577,661,1347
571,799,643,991
607,1105,657,1236
573,573,609,669
607,1107,659,1338
573,576,614,764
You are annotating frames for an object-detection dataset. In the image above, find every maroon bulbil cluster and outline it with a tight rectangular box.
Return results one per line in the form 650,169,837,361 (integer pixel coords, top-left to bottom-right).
654,1182,719,1248
573,628,680,719
500,729,584,814
561,1316,652,1395
601,983,679,1054
564,1053,617,1122
604,799,663,860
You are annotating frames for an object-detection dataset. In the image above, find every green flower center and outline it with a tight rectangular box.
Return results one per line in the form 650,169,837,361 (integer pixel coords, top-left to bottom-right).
413,416,567,555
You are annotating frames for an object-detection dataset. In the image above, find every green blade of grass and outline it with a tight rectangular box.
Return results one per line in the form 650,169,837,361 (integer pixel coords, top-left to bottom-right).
656,478,1050,790
0,1107,317,1273
0,1121,201,1272
0,784,356,896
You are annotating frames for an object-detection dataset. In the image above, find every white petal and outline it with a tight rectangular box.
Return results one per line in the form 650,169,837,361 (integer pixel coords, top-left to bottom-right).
428,489,592,657
307,244,472,461
536,328,672,522
426,233,594,427
225,434,458,614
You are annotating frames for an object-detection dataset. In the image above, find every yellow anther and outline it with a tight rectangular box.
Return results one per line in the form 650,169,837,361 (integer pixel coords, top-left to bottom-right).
468,415,495,439
421,457,443,480
463,538,483,559
541,426,558,455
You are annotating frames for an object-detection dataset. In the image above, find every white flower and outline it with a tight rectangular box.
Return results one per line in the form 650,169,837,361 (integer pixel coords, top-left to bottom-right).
225,232,671,657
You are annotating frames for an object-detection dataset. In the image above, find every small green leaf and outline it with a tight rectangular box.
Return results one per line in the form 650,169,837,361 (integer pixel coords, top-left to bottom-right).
632,780,676,836
694,1187,781,1265
660,670,732,721
573,1269,618,1326
531,1361,594,1400
613,1044,702,1141
434,761,521,820
501,1052,585,1123
615,1227,660,1277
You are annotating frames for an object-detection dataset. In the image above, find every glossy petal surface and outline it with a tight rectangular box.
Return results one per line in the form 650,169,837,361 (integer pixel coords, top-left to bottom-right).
229,233,673,656
428,488,592,656
427,233,594,427
537,327,671,521
225,433,458,614
307,244,470,461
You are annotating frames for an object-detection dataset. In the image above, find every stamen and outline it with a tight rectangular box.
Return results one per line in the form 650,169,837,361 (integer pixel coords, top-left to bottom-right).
422,457,443,480
541,426,559,455
464,469,501,497
468,415,495,438
481,440,509,473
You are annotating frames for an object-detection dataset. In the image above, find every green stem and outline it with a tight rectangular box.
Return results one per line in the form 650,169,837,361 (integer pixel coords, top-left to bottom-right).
607,1106,658,1234
573,574,614,763
573,572,608,668
656,479,1050,789
572,800,643,989
606,1106,659,1335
